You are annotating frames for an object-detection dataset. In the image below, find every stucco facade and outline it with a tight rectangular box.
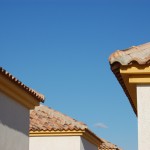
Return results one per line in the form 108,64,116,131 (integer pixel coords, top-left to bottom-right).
137,85,150,150
29,105,102,150
30,136,98,150
109,42,150,150
0,67,44,150
0,91,29,150
30,103,121,150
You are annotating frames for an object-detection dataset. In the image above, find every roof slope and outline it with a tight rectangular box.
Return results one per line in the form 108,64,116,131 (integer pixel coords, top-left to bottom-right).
109,42,150,66
30,105,87,131
109,42,150,115
0,67,45,103
30,105,121,150
99,139,122,150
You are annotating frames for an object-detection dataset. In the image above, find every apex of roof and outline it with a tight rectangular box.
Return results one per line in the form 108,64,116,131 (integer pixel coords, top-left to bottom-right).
99,139,122,150
109,42,150,66
30,105,87,131
0,67,45,103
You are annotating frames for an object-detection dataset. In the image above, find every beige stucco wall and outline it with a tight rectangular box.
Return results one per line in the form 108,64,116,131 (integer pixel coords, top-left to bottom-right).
30,136,98,150
0,91,29,150
137,85,150,150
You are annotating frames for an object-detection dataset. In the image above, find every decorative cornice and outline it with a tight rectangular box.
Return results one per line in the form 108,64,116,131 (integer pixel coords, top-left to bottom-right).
82,129,102,147
29,129,102,147
0,67,45,103
0,74,40,109
120,64,150,74
29,130,84,136
109,42,150,116
119,64,150,116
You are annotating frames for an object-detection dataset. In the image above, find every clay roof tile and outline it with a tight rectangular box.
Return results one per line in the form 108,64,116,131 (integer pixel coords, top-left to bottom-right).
30,105,87,131
0,67,45,102
109,42,150,66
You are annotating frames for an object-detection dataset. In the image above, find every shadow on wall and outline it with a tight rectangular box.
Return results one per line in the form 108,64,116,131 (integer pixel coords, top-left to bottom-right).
80,137,98,150
0,91,29,136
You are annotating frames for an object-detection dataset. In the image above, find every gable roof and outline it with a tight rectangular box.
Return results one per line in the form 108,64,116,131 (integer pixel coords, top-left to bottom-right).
30,105,101,146
30,105,121,149
109,42,150,115
0,67,45,103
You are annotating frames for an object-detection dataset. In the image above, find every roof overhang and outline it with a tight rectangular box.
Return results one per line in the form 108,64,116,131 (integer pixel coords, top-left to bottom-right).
0,71,42,109
111,62,150,116
30,129,102,147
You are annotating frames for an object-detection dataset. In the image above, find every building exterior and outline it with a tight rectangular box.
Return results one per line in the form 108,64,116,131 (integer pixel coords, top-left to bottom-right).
109,42,150,150
29,105,121,150
0,67,45,150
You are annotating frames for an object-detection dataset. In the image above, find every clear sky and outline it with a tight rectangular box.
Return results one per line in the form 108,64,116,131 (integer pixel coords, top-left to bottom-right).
1,0,150,149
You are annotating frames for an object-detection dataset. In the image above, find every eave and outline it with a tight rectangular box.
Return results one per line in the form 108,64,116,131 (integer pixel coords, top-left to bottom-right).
111,63,150,116
29,129,102,147
0,72,41,109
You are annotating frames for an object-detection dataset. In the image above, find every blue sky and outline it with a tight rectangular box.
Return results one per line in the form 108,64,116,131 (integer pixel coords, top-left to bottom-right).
1,0,150,149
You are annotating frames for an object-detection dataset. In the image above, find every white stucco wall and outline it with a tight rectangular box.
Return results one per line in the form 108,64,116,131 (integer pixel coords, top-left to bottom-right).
137,85,150,150
30,136,80,150
80,137,98,150
30,136,98,150
0,91,29,150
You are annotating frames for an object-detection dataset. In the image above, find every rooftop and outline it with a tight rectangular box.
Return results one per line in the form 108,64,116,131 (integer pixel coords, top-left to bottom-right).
30,105,87,131
109,42,150,115
109,42,150,66
99,138,122,150
0,67,45,103
30,105,121,150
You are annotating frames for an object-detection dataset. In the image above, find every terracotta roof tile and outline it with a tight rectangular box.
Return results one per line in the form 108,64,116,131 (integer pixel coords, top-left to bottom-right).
0,67,45,103
109,42,150,65
30,105,87,131
99,139,122,150
30,105,121,149
109,42,150,115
